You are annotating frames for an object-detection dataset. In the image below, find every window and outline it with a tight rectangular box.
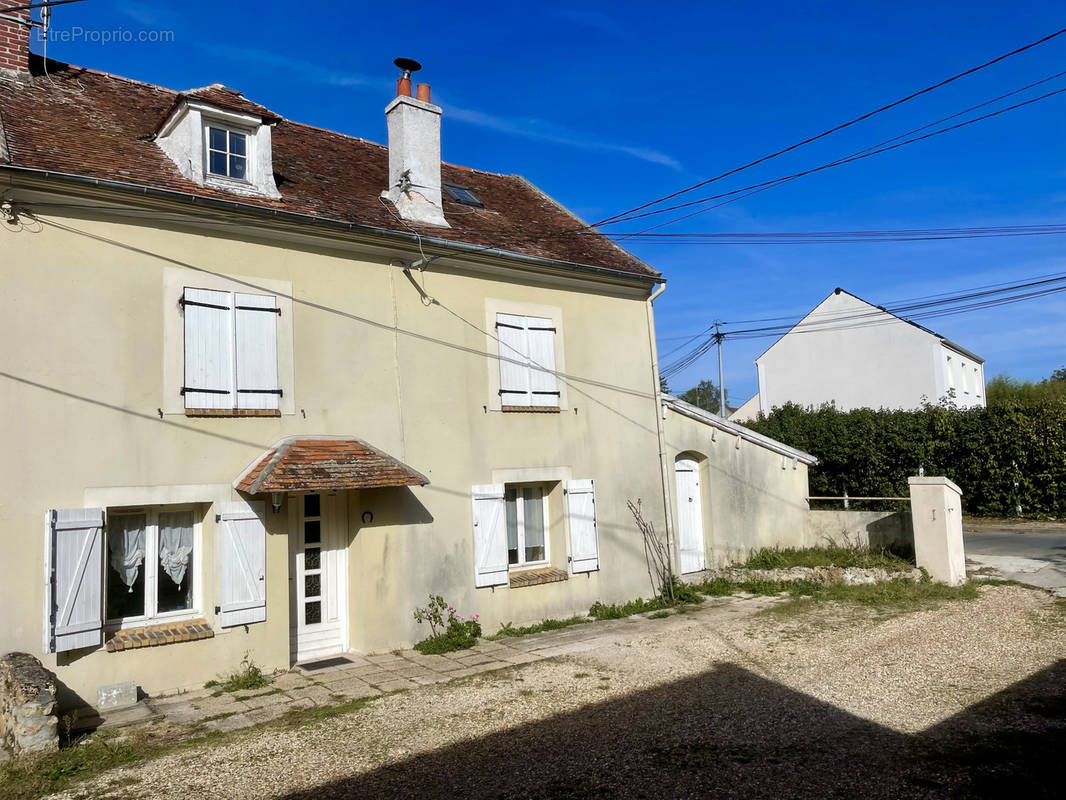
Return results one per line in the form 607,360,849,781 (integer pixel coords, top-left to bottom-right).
442,182,483,208
206,125,248,180
105,506,199,624
182,287,281,413
496,313,559,409
505,485,549,567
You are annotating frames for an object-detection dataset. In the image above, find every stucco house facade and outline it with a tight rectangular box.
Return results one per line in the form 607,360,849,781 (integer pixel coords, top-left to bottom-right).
731,288,986,420
0,6,813,712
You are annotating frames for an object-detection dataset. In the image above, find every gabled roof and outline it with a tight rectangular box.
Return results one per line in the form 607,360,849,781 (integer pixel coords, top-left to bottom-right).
0,58,657,280
664,396,818,464
156,83,283,131
756,287,984,364
235,436,429,493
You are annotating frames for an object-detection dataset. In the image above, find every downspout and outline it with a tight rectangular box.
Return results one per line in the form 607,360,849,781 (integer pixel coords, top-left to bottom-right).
644,283,677,581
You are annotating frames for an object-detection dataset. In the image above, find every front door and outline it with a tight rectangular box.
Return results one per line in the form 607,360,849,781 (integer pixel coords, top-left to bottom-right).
291,493,348,662
675,459,706,573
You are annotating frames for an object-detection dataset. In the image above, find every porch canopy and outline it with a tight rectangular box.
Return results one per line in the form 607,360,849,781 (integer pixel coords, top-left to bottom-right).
235,436,429,493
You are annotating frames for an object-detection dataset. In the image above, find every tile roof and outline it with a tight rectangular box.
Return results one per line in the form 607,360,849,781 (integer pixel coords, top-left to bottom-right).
0,58,657,279
235,437,429,493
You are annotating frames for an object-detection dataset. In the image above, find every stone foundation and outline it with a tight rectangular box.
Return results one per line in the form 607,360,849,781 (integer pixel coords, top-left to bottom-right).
0,652,59,758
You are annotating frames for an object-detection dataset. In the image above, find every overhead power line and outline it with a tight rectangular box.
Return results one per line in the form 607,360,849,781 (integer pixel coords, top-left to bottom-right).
600,223,1066,244
591,25,1066,229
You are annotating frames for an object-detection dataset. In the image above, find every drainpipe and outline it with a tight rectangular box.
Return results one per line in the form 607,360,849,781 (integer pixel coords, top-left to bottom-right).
644,282,677,578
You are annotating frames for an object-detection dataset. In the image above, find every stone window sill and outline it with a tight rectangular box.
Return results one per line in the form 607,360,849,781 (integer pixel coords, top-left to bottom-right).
509,566,569,588
105,619,214,652
185,408,281,417
501,406,561,414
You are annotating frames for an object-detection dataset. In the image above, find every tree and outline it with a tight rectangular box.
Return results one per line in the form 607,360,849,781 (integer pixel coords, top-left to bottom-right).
986,368,1066,406
678,379,728,414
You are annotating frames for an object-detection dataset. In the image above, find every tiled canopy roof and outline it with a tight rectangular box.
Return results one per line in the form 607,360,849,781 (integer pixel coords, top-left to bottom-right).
235,437,429,493
0,59,657,279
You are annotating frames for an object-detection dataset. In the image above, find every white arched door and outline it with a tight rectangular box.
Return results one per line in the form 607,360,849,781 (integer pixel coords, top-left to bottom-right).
675,458,706,573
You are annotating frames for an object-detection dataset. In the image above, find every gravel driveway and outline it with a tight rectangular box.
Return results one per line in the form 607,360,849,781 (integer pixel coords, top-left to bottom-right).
50,586,1066,800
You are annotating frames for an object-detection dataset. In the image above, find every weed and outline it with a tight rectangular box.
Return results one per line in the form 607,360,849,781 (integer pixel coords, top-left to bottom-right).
589,597,667,620
742,543,912,570
489,616,591,640
574,672,591,678
206,652,269,694
201,711,237,723
648,610,672,620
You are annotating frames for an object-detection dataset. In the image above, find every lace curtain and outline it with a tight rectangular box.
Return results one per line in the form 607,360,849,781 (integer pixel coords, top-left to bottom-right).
107,514,146,592
159,511,194,588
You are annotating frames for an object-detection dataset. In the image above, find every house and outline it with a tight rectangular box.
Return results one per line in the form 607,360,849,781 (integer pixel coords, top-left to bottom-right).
730,288,986,420
0,4,812,712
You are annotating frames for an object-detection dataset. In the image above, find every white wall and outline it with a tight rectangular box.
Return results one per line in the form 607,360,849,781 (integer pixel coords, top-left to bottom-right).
756,291,982,413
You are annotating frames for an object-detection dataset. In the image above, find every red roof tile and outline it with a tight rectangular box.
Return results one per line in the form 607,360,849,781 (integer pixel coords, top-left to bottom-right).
0,60,657,279
235,437,429,493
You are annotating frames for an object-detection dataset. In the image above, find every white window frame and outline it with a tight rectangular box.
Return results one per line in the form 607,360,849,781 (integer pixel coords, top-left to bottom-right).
104,504,203,631
203,121,252,185
505,484,551,571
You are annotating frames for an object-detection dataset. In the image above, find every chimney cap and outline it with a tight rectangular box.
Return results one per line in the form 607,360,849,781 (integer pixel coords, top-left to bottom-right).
393,57,422,77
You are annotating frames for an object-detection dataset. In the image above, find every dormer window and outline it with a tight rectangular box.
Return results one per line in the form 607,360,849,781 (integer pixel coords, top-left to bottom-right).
207,126,248,180
154,85,282,200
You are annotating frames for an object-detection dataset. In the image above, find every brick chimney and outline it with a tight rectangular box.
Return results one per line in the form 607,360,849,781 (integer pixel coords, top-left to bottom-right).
0,0,32,75
381,58,449,228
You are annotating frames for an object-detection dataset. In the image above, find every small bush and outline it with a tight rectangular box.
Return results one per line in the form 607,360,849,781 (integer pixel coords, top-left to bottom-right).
694,577,737,596
666,576,705,605
205,652,268,693
414,619,482,654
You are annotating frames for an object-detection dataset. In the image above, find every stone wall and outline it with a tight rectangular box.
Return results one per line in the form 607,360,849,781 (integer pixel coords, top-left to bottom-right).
0,652,59,759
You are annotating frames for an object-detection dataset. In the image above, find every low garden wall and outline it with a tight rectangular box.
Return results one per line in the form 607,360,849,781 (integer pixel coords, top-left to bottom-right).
804,510,913,552
704,565,923,586
0,652,59,759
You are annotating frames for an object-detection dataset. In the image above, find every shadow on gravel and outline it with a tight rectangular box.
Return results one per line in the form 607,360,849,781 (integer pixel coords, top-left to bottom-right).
280,659,1066,799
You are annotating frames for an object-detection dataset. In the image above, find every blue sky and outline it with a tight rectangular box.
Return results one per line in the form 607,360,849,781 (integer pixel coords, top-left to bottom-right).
34,0,1066,402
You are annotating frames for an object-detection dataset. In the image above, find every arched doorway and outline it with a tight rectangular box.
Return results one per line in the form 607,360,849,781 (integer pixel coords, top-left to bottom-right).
675,456,706,573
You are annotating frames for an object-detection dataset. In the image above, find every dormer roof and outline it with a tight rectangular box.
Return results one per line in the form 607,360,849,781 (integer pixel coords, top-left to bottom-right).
155,83,282,133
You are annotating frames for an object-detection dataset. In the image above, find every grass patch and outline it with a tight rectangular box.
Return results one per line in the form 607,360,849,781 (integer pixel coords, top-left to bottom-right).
488,616,591,640
647,610,672,620
589,596,668,620
742,544,912,570
232,688,282,702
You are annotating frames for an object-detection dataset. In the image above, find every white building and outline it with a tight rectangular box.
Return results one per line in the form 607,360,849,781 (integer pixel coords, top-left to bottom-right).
731,288,986,419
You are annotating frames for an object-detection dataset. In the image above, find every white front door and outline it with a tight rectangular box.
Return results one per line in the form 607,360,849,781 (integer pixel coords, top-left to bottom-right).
675,459,706,574
291,493,348,662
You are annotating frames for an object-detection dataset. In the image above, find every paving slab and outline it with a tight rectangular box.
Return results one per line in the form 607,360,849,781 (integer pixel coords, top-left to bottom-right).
374,678,418,692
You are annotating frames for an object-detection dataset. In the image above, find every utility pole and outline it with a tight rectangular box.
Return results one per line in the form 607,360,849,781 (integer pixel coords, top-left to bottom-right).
715,322,726,418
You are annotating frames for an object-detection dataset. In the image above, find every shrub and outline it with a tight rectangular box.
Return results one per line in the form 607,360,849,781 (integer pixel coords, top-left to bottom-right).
412,594,482,654
743,544,912,570
665,576,705,605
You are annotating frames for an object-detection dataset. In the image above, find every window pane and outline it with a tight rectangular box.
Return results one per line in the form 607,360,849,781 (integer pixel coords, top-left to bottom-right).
229,131,246,155
305,574,321,598
304,547,320,570
505,487,518,565
305,601,321,625
304,494,320,518
208,151,227,176
157,510,194,613
208,127,226,150
229,155,246,180
106,514,146,620
304,520,321,544
523,487,545,562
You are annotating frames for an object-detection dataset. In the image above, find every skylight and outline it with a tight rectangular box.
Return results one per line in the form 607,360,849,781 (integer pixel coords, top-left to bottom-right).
442,182,483,208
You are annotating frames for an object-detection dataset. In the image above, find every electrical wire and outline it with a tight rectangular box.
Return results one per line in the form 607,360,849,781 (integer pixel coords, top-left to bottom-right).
590,25,1066,228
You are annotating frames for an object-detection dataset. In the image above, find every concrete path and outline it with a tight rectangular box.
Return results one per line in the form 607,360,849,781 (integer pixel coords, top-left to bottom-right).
964,521,1066,596
145,594,781,735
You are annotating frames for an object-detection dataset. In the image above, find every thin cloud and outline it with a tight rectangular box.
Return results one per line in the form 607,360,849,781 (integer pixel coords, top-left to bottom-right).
196,44,386,90
443,104,681,170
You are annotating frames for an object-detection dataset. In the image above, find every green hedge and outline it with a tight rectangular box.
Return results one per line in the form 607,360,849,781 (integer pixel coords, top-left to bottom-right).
742,402,1066,518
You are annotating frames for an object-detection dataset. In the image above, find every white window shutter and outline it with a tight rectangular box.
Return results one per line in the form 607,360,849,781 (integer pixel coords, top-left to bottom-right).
44,508,105,654
219,501,267,627
526,317,559,407
497,313,531,407
566,479,599,574
471,484,508,587
183,288,234,410
234,293,280,410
